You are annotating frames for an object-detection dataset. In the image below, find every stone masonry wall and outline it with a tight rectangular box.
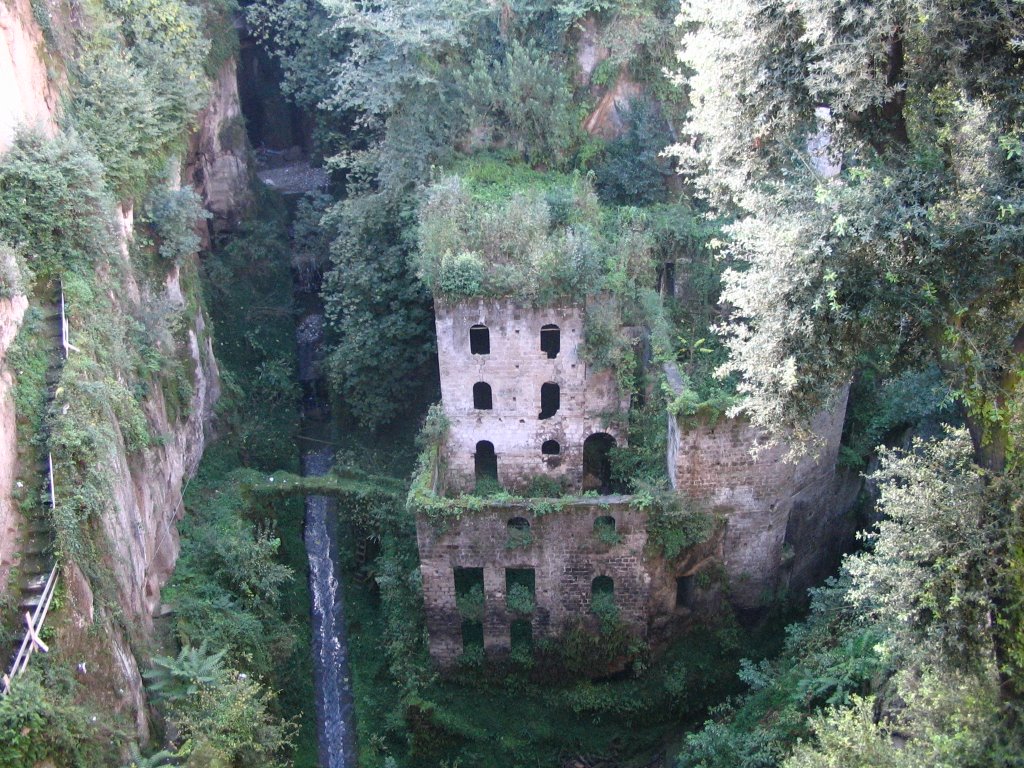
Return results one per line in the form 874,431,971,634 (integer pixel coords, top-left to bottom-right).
667,385,850,608
435,298,624,493
417,499,651,666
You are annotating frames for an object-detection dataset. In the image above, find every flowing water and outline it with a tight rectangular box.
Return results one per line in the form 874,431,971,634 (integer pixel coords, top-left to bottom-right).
296,302,356,768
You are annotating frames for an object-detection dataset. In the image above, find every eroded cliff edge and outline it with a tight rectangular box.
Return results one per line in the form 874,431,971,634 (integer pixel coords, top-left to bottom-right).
0,0,250,741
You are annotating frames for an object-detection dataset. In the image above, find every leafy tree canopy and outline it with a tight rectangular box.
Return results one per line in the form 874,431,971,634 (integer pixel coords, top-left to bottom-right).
671,0,1024,463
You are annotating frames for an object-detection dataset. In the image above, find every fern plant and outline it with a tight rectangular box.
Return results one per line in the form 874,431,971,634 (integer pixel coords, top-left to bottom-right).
143,642,226,704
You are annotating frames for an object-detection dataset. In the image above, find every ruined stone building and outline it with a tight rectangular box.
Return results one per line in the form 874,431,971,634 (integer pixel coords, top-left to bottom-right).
415,296,854,668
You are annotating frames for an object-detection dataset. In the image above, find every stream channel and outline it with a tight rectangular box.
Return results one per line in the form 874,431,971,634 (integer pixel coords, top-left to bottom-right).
295,271,356,767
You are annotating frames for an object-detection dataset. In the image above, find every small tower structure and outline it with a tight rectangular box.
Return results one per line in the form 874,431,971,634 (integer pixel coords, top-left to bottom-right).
433,298,625,494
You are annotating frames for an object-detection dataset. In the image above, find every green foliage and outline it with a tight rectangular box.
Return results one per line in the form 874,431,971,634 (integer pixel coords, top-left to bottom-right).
610,388,670,490
142,184,211,263
144,642,227,703
323,191,437,430
456,583,485,623
642,486,715,561
202,202,301,468
196,0,241,76
524,474,563,498
593,101,673,205
506,582,535,615
0,130,114,281
846,429,1000,673
49,359,151,572
437,250,484,298
677,429,1017,767
0,669,115,768
673,0,1024,460
464,41,576,165
415,172,602,302
163,664,296,767
504,525,533,550
839,365,953,468
70,0,209,201
121,746,184,768
593,516,622,546
589,589,618,627
167,475,297,673
784,670,1019,768
5,306,49,439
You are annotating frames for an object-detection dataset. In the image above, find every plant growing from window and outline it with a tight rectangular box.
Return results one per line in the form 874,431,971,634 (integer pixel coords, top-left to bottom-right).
590,590,619,627
505,526,533,550
594,516,622,546
506,582,535,615
456,583,485,622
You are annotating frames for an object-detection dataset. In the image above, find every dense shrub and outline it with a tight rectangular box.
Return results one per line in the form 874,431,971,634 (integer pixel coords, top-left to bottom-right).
143,184,210,263
0,669,115,768
415,174,604,302
0,131,114,280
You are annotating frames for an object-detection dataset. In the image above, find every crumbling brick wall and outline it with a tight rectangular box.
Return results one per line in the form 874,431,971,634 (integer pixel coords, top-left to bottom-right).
434,299,624,493
667,382,850,608
416,499,653,666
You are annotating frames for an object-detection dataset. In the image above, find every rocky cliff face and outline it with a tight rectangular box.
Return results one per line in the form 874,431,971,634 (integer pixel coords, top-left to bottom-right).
186,58,253,235
0,294,28,595
0,0,248,741
53,204,223,740
0,0,59,153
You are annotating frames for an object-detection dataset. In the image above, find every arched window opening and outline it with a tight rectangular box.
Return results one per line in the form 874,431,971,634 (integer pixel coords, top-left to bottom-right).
539,382,560,420
540,324,560,359
506,517,531,549
582,433,616,494
473,382,493,410
469,324,490,355
541,439,560,456
474,440,498,486
592,575,614,597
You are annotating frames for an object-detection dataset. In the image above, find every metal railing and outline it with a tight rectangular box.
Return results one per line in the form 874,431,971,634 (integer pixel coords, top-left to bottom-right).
2,565,59,694
2,453,60,694
2,280,74,694
59,280,78,357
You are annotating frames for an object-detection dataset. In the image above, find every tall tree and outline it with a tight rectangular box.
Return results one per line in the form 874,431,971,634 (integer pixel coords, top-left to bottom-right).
671,0,1024,705
671,0,1024,469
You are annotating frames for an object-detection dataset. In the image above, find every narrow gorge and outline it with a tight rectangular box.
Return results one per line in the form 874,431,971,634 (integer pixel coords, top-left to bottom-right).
2,2,1022,768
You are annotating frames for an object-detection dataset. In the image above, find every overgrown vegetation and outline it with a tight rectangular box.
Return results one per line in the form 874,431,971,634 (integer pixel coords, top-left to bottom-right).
677,430,1021,767
154,193,314,767
0,667,121,768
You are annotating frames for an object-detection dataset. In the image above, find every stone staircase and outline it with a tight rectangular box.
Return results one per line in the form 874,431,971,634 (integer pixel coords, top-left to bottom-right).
3,287,65,691
17,296,61,612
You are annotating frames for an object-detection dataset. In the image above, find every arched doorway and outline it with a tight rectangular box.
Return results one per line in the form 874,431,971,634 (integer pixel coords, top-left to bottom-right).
474,440,498,486
582,433,616,494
